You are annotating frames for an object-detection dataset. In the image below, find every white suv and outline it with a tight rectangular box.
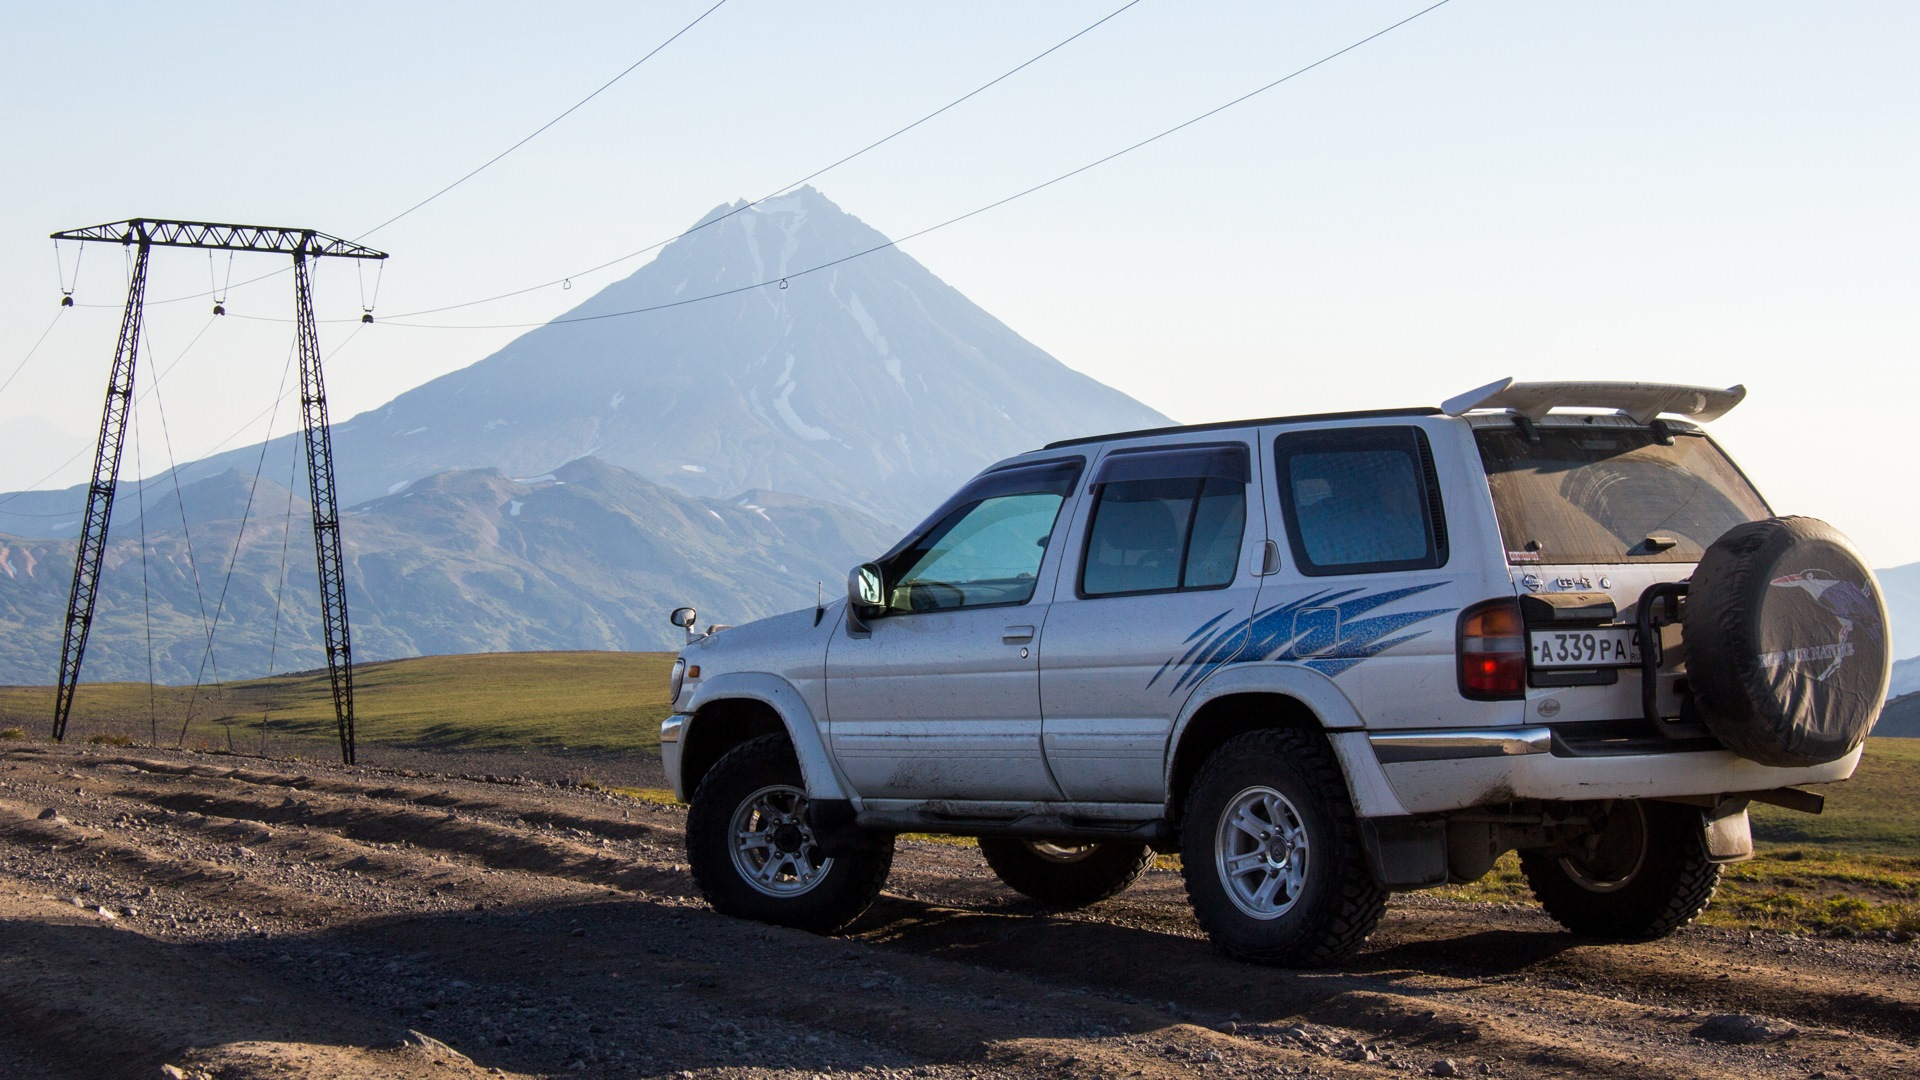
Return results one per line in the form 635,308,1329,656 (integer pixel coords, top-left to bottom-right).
659,379,1889,967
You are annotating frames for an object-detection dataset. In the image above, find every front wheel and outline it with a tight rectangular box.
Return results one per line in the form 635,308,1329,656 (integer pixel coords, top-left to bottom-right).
686,734,893,934
1519,800,1721,940
978,838,1152,910
1180,728,1386,967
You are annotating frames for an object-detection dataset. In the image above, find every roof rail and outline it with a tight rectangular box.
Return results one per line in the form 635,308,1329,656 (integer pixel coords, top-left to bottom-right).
1441,378,1746,424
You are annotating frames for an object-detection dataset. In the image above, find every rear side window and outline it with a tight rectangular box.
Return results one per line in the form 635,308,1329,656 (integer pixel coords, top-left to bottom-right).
1275,426,1448,576
1476,426,1769,565
1080,445,1249,598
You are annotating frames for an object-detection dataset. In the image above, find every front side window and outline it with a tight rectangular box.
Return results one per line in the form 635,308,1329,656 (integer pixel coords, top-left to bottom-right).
1080,445,1249,598
886,460,1080,612
1275,426,1447,576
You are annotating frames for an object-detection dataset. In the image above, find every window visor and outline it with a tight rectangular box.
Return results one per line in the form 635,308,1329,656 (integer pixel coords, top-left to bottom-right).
1093,444,1251,486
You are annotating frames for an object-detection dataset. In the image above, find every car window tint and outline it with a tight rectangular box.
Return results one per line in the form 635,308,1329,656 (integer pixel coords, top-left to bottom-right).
1083,478,1189,595
1290,450,1426,565
1275,426,1445,576
893,492,1062,610
1184,479,1246,588
1082,474,1246,597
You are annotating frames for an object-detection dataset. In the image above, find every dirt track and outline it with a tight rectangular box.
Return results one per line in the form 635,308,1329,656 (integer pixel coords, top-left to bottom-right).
2,744,1917,1080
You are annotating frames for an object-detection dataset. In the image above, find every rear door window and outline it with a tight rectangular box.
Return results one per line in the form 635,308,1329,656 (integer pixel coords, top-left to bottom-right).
1274,426,1448,576
1475,426,1769,565
1080,444,1249,598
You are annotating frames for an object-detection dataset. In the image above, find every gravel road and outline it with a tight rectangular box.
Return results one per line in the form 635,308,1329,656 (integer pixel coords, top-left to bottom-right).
2,743,1916,1080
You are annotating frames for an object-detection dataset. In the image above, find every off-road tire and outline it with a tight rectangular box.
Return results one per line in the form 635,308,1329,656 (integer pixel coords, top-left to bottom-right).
978,838,1153,910
686,734,893,934
1519,800,1721,940
1180,728,1387,967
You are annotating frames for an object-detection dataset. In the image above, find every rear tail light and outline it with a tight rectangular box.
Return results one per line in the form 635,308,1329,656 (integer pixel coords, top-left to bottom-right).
1459,598,1526,700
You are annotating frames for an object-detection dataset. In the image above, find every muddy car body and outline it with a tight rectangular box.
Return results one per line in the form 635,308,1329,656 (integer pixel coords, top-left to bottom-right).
662,379,1889,965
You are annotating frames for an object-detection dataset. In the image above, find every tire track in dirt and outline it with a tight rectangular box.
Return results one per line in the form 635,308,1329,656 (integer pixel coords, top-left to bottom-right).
3,745,1917,1080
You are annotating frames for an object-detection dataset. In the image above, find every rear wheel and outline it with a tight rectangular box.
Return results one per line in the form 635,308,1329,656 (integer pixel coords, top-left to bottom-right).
978,838,1152,910
686,735,893,934
1180,728,1386,967
1519,800,1721,939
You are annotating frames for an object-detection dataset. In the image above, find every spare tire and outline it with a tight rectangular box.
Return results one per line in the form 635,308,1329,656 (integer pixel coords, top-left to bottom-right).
1685,516,1890,766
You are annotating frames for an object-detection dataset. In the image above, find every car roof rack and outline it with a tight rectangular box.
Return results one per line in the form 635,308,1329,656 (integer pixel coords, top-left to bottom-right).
1441,377,1746,424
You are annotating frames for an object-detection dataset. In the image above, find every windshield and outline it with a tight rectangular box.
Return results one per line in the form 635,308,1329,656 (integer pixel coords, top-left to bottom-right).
1475,425,1769,565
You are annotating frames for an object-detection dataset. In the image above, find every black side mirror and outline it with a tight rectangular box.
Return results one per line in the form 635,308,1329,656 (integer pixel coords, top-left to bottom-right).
669,606,697,628
845,563,885,635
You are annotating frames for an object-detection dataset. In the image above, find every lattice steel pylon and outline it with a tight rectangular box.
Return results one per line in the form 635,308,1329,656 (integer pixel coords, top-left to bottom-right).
48,220,387,764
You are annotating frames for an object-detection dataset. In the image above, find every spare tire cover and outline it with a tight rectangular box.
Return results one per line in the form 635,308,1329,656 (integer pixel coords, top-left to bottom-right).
1685,516,1890,767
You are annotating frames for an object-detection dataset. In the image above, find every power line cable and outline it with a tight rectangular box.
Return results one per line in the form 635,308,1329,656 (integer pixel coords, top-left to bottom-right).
72,1,731,310
0,315,221,513
138,328,221,746
372,0,1145,321
386,0,1456,333
0,309,67,400
133,398,156,743
355,0,732,242
0,315,362,516
183,340,301,728
259,448,302,755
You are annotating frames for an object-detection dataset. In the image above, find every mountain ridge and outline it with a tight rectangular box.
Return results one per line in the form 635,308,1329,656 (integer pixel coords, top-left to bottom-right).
0,187,1168,538
0,455,894,685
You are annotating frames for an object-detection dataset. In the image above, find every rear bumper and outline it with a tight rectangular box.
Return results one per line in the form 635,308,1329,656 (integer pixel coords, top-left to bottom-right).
1365,726,1861,814
660,713,690,801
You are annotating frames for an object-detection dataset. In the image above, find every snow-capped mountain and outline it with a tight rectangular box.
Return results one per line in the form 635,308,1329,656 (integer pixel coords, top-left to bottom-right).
333,186,1167,525
3,186,1163,536
0,187,1175,682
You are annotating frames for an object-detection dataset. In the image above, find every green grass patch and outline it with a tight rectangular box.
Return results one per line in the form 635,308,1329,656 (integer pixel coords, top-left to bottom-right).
607,785,680,806
1435,737,1920,937
0,651,676,755
1748,737,1920,855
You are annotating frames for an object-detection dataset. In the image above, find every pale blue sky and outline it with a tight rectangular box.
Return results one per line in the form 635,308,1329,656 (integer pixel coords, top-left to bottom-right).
2,2,1915,562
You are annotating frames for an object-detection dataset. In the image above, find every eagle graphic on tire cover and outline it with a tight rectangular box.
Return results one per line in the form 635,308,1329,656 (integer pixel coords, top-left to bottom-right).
1768,569,1883,681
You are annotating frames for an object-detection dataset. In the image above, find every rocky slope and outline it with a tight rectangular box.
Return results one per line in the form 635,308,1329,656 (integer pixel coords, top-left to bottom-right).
0,457,894,685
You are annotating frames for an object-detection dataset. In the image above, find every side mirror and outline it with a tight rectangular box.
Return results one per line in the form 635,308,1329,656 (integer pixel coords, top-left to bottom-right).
669,606,698,628
845,563,885,635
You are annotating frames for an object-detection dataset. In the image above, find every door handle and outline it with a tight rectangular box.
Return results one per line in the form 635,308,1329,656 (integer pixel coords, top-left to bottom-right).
1002,625,1035,643
1255,539,1282,576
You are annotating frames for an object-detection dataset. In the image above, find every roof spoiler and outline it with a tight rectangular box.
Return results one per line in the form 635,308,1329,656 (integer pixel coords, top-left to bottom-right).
1442,378,1746,425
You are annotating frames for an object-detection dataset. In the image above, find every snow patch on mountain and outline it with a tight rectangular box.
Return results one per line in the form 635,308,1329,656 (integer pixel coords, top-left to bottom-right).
769,353,831,442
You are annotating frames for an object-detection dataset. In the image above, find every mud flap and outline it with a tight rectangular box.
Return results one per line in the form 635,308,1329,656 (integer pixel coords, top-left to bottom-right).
1357,816,1448,889
1702,799,1754,864
805,798,888,857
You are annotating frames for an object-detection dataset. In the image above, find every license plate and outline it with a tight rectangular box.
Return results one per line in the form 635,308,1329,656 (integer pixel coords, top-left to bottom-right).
1529,627,1642,668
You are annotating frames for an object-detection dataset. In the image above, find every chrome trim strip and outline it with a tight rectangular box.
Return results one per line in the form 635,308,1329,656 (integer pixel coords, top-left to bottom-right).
1369,727,1553,765
659,713,690,745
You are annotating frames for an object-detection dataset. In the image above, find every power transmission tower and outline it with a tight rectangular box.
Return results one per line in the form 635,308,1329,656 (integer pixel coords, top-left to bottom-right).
47,219,387,764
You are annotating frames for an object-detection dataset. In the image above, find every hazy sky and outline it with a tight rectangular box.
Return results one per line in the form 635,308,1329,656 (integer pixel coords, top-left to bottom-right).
2,2,1915,563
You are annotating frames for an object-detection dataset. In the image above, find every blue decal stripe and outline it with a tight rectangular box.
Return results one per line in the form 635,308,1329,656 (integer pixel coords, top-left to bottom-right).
1162,581,1454,693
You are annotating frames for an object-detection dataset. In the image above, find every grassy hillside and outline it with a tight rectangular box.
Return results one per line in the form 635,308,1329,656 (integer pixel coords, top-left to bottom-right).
0,651,676,755
1872,691,1920,737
